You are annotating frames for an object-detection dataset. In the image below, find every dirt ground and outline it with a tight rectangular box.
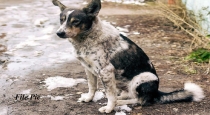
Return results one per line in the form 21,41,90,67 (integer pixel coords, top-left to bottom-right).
1,1,210,115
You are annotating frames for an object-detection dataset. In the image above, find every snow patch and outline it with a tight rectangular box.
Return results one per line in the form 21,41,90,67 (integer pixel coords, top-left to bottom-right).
114,105,132,115
42,25,55,34
102,20,111,25
80,91,105,102
123,0,145,5
47,95,65,100
48,51,76,63
15,40,41,49
27,35,51,41
116,27,129,33
115,111,126,115
119,32,128,36
34,17,49,27
44,76,86,91
93,91,105,102
15,35,50,49
102,0,145,5
41,95,66,100
82,1,88,4
114,105,132,112
21,89,31,94
132,31,140,35
34,50,43,56
5,6,19,10
0,107,7,115
116,26,130,36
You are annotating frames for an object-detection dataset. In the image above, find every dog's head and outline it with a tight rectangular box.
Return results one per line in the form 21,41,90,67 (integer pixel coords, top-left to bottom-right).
52,0,101,39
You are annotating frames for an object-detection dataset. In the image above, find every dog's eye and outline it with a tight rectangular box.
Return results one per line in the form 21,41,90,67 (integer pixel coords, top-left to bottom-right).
72,19,81,26
60,16,66,22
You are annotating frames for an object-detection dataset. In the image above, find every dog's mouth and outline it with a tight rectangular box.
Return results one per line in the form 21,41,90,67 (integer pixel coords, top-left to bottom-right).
58,35,68,39
56,28,79,39
56,32,77,39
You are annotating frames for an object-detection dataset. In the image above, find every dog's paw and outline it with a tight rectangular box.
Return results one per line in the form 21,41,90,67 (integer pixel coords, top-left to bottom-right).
77,93,93,102
98,106,113,113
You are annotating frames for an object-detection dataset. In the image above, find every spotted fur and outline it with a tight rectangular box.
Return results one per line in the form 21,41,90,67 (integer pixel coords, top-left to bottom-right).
52,0,204,113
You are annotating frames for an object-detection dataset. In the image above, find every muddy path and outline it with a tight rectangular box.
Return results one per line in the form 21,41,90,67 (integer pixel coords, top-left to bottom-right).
0,0,209,115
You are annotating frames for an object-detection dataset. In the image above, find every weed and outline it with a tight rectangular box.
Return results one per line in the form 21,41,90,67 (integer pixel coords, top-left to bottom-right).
186,48,210,63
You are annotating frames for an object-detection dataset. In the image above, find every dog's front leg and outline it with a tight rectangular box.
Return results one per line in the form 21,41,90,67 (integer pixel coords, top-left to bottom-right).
98,64,117,113
78,68,97,102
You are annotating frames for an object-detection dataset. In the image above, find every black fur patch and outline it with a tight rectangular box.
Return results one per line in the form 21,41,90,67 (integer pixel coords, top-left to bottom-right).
67,10,93,30
110,34,158,80
136,81,159,105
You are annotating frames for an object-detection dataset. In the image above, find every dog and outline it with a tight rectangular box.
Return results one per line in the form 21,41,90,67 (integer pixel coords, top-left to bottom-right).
52,0,204,113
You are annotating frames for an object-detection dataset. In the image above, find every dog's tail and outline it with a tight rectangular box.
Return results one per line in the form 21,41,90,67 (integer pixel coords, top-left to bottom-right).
156,82,205,104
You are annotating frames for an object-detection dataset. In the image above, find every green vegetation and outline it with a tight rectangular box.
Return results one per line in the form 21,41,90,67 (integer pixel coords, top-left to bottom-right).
186,48,210,63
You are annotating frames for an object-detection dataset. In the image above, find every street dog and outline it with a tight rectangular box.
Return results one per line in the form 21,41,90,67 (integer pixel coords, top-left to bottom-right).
52,0,204,113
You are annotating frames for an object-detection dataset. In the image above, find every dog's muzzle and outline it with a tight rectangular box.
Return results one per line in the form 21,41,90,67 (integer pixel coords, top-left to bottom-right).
56,30,66,38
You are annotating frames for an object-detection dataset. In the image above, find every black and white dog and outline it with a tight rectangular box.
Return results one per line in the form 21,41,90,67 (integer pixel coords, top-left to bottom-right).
52,0,204,113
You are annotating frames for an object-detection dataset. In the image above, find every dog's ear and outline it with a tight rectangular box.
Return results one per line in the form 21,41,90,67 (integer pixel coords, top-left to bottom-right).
52,0,67,11
83,0,101,19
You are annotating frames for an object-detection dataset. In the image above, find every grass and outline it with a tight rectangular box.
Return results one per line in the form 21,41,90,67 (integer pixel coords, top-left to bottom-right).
186,48,210,63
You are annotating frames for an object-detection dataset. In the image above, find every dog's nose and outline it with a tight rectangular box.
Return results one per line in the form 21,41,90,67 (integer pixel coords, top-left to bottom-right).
56,31,66,37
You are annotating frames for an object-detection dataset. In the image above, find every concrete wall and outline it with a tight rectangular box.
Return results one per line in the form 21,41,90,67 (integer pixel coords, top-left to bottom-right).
182,0,210,35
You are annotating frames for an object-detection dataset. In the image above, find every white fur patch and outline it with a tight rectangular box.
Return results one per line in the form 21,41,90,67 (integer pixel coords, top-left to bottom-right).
119,40,129,50
66,10,74,19
148,60,153,68
128,72,158,98
57,10,74,33
184,82,205,101
131,72,158,84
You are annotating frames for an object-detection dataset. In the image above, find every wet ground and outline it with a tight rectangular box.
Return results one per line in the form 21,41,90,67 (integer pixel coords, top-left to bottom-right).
0,0,210,115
